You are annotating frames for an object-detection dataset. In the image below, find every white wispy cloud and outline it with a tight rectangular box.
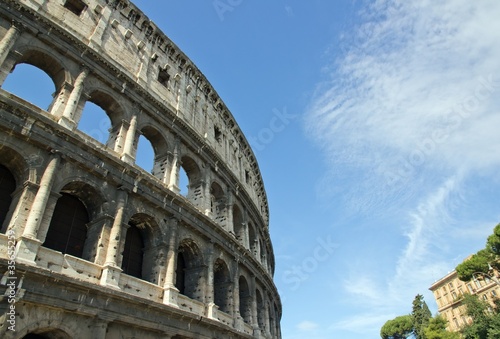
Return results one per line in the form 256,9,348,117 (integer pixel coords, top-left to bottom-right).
307,0,500,212
297,320,319,331
305,0,500,336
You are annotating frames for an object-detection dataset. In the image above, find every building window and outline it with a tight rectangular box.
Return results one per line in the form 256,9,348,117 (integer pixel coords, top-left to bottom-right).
474,278,482,289
467,284,474,293
449,282,454,289
491,289,498,297
64,0,87,16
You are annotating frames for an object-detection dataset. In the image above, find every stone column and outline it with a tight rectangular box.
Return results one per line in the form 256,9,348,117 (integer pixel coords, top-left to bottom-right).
100,188,128,288
168,140,180,193
243,209,250,249
15,154,60,264
205,242,217,319
58,68,89,129
0,24,20,68
91,318,108,339
263,295,271,336
232,260,243,330
250,275,261,337
121,113,137,164
3,181,37,236
203,169,212,216
163,217,180,307
226,192,234,234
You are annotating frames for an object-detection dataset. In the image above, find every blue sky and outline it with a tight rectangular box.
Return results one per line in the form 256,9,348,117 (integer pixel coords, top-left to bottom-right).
4,1,500,338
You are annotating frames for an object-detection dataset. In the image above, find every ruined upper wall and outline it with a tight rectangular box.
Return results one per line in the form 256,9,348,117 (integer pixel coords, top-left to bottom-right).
12,0,269,226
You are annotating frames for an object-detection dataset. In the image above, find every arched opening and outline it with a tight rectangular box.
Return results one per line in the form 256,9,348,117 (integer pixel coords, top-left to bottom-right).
178,166,189,196
248,223,259,257
1,63,55,110
179,156,202,205
239,276,252,324
138,126,169,182
121,213,160,283
256,289,266,333
136,134,155,172
175,251,186,295
210,182,226,227
176,239,204,301
260,239,266,264
43,193,89,258
269,302,276,337
233,205,245,245
213,258,231,314
0,164,16,231
80,90,124,150
21,328,72,339
121,222,144,279
77,101,111,145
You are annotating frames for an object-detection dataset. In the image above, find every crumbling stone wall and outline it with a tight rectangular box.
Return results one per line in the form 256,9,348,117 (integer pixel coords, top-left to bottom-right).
0,0,281,338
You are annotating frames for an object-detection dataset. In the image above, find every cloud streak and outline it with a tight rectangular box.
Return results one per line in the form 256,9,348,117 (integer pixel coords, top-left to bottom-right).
307,0,500,212
305,0,500,336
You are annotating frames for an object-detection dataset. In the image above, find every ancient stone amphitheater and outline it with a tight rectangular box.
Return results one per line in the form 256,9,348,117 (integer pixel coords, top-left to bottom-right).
0,0,281,338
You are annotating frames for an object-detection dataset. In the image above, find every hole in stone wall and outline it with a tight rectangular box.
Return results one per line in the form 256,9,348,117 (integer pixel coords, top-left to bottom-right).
158,67,170,87
2,63,54,110
64,0,87,16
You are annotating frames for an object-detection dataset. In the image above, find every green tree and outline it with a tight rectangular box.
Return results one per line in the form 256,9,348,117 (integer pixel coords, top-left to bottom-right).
461,293,493,339
412,294,432,339
456,249,492,281
380,315,413,339
423,316,460,339
456,224,500,281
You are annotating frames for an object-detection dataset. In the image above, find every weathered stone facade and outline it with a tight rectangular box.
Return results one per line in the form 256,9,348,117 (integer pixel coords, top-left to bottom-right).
0,0,281,338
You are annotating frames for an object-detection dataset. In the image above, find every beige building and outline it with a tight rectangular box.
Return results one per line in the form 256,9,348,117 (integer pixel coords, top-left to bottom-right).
0,0,281,338
429,264,500,332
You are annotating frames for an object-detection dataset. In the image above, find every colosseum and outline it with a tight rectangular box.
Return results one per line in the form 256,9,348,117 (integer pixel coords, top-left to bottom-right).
0,0,282,338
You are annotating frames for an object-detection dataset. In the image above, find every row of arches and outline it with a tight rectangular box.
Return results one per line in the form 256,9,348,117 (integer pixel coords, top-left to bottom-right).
0,148,280,336
0,18,269,219
0,59,272,272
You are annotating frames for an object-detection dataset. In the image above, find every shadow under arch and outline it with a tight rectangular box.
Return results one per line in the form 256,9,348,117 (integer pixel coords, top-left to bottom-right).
122,213,163,283
239,275,253,324
42,180,105,260
176,238,204,302
0,143,28,225
16,320,76,339
214,257,231,314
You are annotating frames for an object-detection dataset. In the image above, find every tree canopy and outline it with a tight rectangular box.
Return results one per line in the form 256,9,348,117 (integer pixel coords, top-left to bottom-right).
456,224,500,281
424,316,460,339
380,315,413,339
